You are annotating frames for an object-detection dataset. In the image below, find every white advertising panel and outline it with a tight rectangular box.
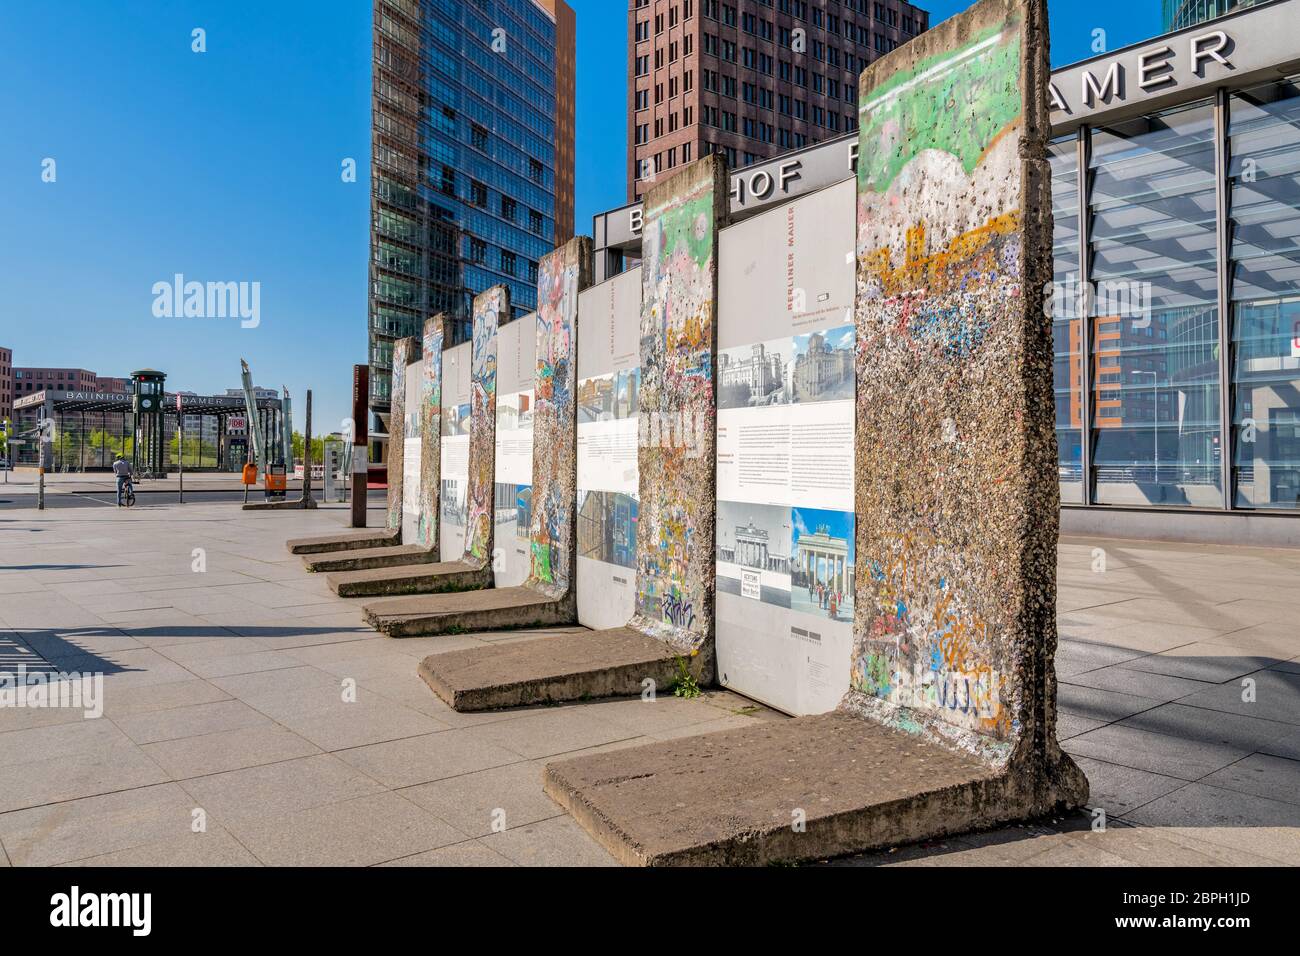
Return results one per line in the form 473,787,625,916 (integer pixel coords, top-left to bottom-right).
575,266,642,630
439,340,472,560
714,180,857,716
494,314,537,588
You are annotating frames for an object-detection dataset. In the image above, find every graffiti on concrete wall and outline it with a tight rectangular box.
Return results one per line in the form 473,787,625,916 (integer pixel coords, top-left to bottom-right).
850,10,1039,747
630,158,722,652
527,238,590,596
416,315,444,551
386,336,413,533
464,287,503,566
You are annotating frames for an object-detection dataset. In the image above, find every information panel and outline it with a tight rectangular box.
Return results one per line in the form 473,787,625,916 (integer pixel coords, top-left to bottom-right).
401,357,423,545
439,341,472,560
494,314,537,588
575,266,642,630
714,180,856,715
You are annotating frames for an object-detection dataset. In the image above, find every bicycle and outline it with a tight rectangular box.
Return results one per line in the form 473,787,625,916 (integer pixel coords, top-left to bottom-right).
119,478,137,508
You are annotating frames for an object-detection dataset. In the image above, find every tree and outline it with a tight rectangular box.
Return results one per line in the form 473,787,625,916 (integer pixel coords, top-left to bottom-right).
291,431,324,464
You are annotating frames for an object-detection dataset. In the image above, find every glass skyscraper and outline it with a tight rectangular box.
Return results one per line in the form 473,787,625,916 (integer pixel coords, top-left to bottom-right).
1161,0,1260,31
370,0,575,443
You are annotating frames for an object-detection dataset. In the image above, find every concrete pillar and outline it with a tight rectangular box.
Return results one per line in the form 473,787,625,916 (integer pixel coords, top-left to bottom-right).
416,316,445,552
628,154,727,654
526,236,593,597
847,0,1085,800
464,286,506,568
386,336,414,534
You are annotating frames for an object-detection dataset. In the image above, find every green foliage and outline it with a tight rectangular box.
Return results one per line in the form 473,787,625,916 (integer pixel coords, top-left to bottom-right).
168,433,218,467
291,430,324,463
671,654,702,699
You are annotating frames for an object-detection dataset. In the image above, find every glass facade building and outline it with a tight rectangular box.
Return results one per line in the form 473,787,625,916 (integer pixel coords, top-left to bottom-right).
370,0,575,441
1050,14,1300,513
1162,0,1260,32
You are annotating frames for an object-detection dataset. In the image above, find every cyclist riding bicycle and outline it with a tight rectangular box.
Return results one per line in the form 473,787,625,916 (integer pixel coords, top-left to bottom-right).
112,454,134,507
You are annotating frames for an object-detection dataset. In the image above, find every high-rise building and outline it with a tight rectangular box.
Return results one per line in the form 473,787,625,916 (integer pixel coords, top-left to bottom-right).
626,0,929,202
369,0,575,446
1162,0,1259,31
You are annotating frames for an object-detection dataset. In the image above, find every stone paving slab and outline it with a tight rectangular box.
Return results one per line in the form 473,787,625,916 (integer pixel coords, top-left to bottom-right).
419,626,682,711
363,584,559,637
3,501,1298,866
327,560,492,598
285,528,399,555
303,543,441,573
543,712,1011,866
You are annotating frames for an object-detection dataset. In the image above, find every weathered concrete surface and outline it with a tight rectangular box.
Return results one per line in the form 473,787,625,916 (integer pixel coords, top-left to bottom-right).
301,543,444,574
523,237,590,600
463,287,505,568
419,626,710,710
627,156,724,654
412,166,725,709
363,582,565,637
549,0,1085,863
370,241,592,639
285,528,399,555
543,712,1012,866
846,0,1084,810
386,336,415,533
327,560,492,598
336,294,503,595
415,315,445,550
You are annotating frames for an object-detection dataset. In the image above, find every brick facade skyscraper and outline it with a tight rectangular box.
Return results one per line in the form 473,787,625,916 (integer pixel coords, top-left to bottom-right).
627,0,929,202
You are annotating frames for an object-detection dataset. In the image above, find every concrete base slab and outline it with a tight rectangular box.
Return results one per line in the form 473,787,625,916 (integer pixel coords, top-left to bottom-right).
363,582,568,636
331,561,491,599
245,497,317,512
543,712,1088,866
286,528,399,555
418,626,695,710
303,544,439,573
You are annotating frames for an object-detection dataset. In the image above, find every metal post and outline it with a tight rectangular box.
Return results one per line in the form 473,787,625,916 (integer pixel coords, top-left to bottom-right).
178,408,185,504
302,388,316,509
350,365,369,528
1076,125,1094,507
1214,87,1234,509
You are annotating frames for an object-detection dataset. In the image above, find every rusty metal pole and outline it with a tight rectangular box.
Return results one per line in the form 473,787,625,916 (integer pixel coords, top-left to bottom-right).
302,389,317,509
349,365,368,527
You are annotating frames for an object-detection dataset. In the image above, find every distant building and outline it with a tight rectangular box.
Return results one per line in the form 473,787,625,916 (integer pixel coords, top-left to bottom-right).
626,0,930,202
13,367,100,397
0,346,11,424
225,386,278,402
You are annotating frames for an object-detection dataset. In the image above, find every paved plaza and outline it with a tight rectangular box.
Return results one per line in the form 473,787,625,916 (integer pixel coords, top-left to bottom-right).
0,499,1296,866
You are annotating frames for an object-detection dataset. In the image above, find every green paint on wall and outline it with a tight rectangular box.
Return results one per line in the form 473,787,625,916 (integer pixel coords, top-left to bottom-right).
857,21,1022,195
657,195,713,268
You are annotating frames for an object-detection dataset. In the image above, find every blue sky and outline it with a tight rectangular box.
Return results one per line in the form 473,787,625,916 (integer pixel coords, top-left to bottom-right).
0,1,1164,432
